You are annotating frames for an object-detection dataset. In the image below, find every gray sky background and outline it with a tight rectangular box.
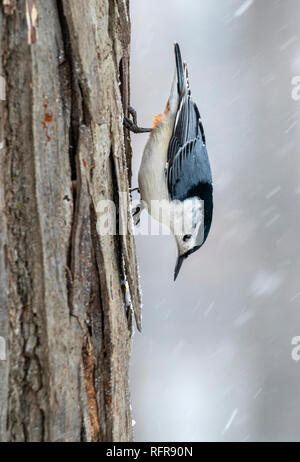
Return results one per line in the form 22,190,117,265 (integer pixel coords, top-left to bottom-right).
129,0,300,442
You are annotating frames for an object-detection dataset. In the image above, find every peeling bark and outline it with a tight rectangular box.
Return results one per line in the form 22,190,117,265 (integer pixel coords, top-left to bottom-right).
0,0,140,442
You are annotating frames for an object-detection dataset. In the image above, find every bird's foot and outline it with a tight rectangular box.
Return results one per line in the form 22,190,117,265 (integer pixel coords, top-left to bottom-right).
129,187,140,194
124,105,152,134
132,203,143,226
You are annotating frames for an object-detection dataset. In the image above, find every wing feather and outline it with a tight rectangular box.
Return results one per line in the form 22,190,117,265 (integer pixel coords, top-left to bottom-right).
167,90,211,201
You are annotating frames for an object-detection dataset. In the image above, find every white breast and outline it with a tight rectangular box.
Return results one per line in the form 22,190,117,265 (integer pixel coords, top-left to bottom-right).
138,65,180,226
138,115,174,224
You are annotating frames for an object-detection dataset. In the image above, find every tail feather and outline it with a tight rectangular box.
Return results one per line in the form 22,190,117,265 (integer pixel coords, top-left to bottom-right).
174,43,184,95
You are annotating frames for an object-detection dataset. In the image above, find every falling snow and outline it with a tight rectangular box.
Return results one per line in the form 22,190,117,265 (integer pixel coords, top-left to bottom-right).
265,186,281,199
130,0,300,444
234,0,254,18
250,270,283,297
222,409,238,435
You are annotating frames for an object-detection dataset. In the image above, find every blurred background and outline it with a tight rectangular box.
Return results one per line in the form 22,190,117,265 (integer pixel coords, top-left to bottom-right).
129,0,300,442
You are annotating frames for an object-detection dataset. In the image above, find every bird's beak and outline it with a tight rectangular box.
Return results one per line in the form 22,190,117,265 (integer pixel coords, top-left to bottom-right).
174,255,185,281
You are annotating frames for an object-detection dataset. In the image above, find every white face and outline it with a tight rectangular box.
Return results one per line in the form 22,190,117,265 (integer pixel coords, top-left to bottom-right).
170,197,204,257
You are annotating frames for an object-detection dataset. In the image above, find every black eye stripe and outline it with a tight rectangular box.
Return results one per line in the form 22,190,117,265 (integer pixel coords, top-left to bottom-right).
183,234,192,242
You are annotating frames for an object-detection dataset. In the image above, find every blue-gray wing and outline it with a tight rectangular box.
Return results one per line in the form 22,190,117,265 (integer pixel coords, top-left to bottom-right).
167,95,212,201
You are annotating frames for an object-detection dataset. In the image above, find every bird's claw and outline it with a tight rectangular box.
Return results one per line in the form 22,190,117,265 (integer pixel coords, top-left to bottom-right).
123,105,152,134
132,204,142,226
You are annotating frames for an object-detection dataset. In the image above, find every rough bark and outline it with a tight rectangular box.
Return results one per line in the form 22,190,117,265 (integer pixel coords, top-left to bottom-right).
0,0,140,442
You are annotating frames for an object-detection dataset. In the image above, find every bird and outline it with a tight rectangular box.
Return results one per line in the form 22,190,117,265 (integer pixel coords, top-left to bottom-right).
124,43,213,280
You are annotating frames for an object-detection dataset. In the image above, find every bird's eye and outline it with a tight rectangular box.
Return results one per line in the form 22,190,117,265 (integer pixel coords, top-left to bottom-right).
183,234,192,242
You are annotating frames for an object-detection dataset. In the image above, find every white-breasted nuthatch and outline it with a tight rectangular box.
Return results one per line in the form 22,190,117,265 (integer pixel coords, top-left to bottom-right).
124,43,213,280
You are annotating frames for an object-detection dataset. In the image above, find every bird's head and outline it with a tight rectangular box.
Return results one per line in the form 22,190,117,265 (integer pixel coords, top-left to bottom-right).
174,230,203,281
171,197,205,280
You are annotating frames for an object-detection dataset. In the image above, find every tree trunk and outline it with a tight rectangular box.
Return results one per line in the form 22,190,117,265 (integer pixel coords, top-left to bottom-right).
0,0,141,442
